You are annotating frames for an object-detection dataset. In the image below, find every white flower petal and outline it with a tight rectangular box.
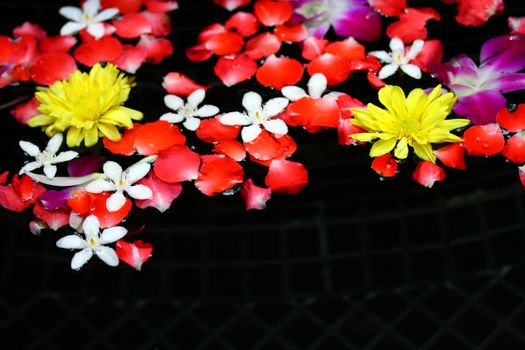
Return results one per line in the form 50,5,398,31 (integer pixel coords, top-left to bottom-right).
405,40,425,61
400,64,422,79
103,161,123,182
160,112,185,124
45,134,63,155
69,213,83,232
83,0,100,16
241,124,263,143
43,164,57,179
60,21,86,36
58,6,83,22
263,97,289,118
127,184,153,200
262,119,288,136
368,50,392,63
242,92,262,113
194,105,219,117
188,89,206,108
377,64,399,80
389,37,404,54
52,151,78,164
82,215,100,238
94,246,119,267
87,22,105,39
219,112,252,126
86,179,116,193
183,116,201,131
106,191,127,212
19,141,40,157
308,73,327,99
281,86,307,101
100,226,127,244
125,162,151,184
71,248,93,270
94,8,119,22
56,235,86,249
19,161,41,175
164,95,184,111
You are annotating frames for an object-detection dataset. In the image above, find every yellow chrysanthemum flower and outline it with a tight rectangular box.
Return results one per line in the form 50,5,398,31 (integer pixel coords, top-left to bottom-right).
350,85,470,163
28,63,143,148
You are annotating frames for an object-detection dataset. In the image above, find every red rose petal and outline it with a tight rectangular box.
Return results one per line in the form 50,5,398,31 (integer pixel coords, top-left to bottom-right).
387,7,441,43
368,0,407,17
144,0,179,13
154,145,201,183
301,36,329,60
137,35,173,64
254,0,293,27
213,139,246,161
245,32,281,60
113,44,147,74
308,53,351,86
66,190,92,216
225,12,259,37
143,12,172,36
265,159,308,194
102,0,142,13
33,202,69,231
244,130,297,163
186,43,214,62
434,143,466,169
13,175,46,203
0,185,31,212
496,104,525,133
10,97,39,125
0,172,8,186
274,24,308,42
205,31,244,56
338,118,365,145
13,22,46,40
39,35,77,53
74,36,124,67
256,55,303,90
162,72,208,96
288,97,340,128
214,53,257,86
463,124,505,157
198,23,227,43
196,117,241,143
367,71,386,89
134,120,186,155
114,13,152,38
103,124,141,156
195,154,244,196
411,39,443,73
116,240,153,271
241,179,272,210
503,133,525,164
31,52,77,86
214,0,251,11
412,161,446,188
135,172,182,212
325,38,366,61
371,154,398,177
454,0,504,26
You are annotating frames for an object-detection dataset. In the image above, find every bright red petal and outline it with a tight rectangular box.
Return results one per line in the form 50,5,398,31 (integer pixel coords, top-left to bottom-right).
368,0,407,17
137,35,173,64
367,71,386,89
463,124,505,157
162,72,208,96
195,154,244,196
496,104,525,132
186,43,214,62
256,55,303,90
74,36,124,67
39,35,77,53
134,120,186,155
387,7,441,43
90,192,132,228
113,44,147,74
213,0,251,11
412,161,446,188
31,52,77,85
0,185,31,212
241,179,271,210
144,0,179,12
213,139,247,161
33,202,69,231
454,0,504,26
66,190,92,216
198,23,227,43
325,38,366,61
143,12,172,36
301,36,329,60
265,159,308,194
244,32,281,60
308,53,351,86
411,39,443,73
154,145,201,183
244,130,297,163
0,172,8,186
102,0,142,13
13,175,46,202
205,31,244,56
225,12,259,37
434,143,466,169
503,133,525,164
103,124,140,156
116,240,153,271
13,22,46,40
114,13,152,38
196,117,241,143
338,118,365,145
214,53,257,86
274,24,308,42
254,0,293,27
288,97,340,128
10,97,39,125
135,172,182,212
371,154,398,177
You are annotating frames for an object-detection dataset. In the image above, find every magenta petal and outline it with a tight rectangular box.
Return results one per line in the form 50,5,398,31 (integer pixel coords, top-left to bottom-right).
454,91,506,125
480,34,525,73
68,155,105,177
39,188,74,210
332,7,382,42
485,73,525,93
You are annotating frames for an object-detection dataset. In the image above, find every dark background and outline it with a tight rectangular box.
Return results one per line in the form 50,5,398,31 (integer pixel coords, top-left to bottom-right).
2,0,525,349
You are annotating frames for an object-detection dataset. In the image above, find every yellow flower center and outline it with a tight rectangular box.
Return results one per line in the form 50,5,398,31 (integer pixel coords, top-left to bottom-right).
396,117,421,137
89,237,97,249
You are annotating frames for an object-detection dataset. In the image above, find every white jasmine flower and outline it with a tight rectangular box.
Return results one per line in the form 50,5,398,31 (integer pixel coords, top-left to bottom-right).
19,134,78,179
86,160,152,212
59,0,118,39
219,91,289,143
56,215,127,270
282,73,330,101
160,89,220,131
369,37,424,80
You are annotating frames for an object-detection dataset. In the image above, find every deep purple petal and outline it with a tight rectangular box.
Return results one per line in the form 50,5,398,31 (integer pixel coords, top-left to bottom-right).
480,34,525,73
484,73,525,93
453,90,506,125
332,7,382,42
68,155,105,177
40,188,74,210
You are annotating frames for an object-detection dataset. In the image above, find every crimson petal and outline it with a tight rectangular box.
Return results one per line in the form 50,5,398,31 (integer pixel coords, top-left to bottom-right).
134,120,186,155
154,145,201,183
503,133,525,164
33,202,69,231
463,124,505,156
308,53,351,86
116,240,153,271
265,160,308,194
254,0,293,27
162,72,208,96
371,154,398,177
256,56,303,90
225,12,259,37
196,117,240,143
214,53,257,86
31,52,77,85
241,179,271,210
434,143,466,169
195,155,244,196
496,104,525,132
412,161,445,188
135,172,182,212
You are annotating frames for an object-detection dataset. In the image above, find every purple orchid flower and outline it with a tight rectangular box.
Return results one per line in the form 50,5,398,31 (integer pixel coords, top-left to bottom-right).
433,34,525,125
290,0,382,42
